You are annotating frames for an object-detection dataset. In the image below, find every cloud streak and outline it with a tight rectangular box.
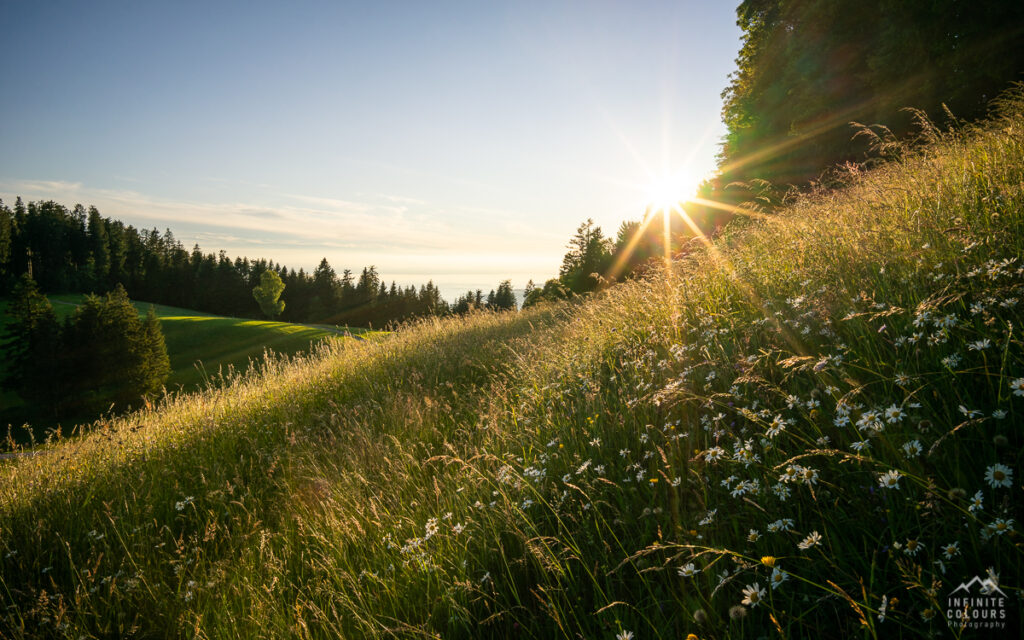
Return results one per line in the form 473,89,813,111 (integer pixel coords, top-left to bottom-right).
0,178,562,281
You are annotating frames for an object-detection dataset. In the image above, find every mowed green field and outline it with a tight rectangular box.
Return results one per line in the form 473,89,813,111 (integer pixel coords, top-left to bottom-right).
0,294,380,426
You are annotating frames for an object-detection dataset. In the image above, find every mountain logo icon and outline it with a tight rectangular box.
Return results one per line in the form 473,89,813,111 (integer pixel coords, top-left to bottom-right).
949,575,1006,597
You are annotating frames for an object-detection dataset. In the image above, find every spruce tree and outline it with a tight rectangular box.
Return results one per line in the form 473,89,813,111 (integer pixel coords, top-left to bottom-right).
1,273,63,412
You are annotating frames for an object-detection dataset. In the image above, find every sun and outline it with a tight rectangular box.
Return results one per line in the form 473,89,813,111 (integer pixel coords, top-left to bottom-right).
644,170,701,213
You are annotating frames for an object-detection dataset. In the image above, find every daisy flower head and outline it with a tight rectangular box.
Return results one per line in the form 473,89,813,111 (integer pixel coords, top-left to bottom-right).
902,440,923,458
877,470,902,490
798,531,823,551
851,440,871,453
969,490,984,513
1011,378,1024,397
678,563,700,578
941,542,960,560
769,567,788,590
741,582,767,607
884,405,905,424
984,463,1013,489
990,518,1015,535
800,466,819,485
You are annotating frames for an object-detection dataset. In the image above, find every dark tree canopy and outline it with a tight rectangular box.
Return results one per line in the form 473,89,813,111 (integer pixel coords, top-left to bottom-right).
707,0,1024,213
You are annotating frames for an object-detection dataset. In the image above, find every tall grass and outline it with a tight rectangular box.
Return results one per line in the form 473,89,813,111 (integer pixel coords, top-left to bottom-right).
2,90,1023,638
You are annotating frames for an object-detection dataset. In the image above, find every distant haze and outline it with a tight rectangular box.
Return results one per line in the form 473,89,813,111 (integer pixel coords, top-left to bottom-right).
0,2,742,283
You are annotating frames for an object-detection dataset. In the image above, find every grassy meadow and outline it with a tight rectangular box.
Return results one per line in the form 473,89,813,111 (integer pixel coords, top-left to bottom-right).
0,296,376,436
1,93,1023,638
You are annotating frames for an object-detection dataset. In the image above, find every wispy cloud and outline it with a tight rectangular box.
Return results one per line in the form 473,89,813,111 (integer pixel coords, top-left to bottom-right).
0,178,561,280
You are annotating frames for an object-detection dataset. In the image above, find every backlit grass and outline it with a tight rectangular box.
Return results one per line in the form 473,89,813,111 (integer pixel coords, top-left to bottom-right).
1,91,1023,638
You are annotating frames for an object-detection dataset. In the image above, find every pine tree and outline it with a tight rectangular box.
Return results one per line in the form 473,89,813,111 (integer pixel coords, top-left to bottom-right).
1,274,63,412
492,280,517,311
63,285,170,413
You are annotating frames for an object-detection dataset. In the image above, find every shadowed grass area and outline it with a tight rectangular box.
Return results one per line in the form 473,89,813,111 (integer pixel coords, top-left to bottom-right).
1,92,1023,638
1,295,382,432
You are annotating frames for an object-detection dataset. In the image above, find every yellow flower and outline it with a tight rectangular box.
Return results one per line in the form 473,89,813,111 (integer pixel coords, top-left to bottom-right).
686,634,699,640
650,477,659,484
761,556,776,567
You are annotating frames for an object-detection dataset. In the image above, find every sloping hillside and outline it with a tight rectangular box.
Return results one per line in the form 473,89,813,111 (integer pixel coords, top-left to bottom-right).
1,92,1022,638
0,297,377,434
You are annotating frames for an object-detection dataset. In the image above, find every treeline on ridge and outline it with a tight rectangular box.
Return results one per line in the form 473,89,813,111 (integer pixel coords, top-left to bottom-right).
0,198,677,328
0,198,521,329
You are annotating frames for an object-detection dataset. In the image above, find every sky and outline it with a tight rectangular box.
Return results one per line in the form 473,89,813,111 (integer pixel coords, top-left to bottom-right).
0,1,742,299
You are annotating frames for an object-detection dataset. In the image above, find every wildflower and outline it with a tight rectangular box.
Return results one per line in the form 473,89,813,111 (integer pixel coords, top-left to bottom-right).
741,582,766,607
1011,378,1024,397
921,608,936,622
769,567,788,590
877,595,888,622
800,467,819,485
850,440,871,453
968,490,984,513
767,518,794,533
678,563,700,577
968,339,992,351
175,496,194,511
766,414,787,438
452,523,465,535
779,465,803,484
992,410,1007,420
798,531,823,550
771,483,791,501
984,567,1000,593
903,539,922,556
615,631,634,640
747,529,760,543
990,518,1014,535
877,470,902,490
941,354,961,369
984,463,1013,488
520,499,534,509
761,556,776,567
884,405,905,424
619,448,630,458
424,517,439,539
857,410,883,432
704,447,725,463
902,440,923,458
959,405,982,419
941,542,960,560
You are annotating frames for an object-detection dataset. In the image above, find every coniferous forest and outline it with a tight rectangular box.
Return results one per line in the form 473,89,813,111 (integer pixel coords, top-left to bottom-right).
0,198,483,328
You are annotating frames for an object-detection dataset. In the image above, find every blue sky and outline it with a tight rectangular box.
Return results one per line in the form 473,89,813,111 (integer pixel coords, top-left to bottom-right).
0,1,742,296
